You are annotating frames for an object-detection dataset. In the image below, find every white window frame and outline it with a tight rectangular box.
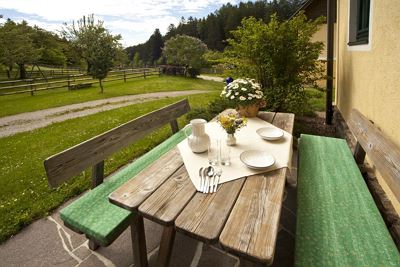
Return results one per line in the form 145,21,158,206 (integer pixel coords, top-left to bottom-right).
347,0,373,51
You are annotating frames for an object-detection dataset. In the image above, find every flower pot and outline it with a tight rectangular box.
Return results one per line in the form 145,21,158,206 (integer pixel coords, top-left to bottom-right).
237,104,259,118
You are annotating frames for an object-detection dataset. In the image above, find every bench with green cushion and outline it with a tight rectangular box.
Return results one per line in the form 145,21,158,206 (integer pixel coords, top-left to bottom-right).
60,129,186,246
44,99,191,252
296,134,400,266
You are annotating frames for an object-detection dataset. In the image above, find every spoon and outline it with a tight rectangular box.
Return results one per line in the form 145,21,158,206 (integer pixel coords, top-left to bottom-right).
204,166,214,193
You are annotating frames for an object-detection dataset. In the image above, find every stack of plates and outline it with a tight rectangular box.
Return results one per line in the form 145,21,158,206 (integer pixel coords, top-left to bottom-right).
240,150,275,170
256,127,284,141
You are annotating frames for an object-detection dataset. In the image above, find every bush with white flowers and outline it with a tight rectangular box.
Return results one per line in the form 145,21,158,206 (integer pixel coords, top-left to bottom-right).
220,78,263,105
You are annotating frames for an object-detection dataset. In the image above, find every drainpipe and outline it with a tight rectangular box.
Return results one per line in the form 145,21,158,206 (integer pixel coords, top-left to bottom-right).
326,0,335,124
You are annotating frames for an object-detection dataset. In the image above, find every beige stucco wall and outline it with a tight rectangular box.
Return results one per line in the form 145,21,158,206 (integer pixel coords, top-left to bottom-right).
336,0,400,213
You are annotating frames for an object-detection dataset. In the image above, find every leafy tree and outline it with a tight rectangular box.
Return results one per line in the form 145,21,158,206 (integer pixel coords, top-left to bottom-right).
133,52,140,67
0,19,40,79
225,14,324,113
62,14,121,73
162,35,208,77
113,47,129,68
32,26,66,66
87,32,119,93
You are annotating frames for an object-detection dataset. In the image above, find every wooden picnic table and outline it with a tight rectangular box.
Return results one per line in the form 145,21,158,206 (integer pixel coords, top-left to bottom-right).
109,111,294,267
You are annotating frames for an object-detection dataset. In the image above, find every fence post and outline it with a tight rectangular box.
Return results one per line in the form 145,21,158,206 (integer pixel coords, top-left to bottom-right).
67,75,71,90
143,69,146,79
30,80,34,96
159,67,161,76
123,70,126,82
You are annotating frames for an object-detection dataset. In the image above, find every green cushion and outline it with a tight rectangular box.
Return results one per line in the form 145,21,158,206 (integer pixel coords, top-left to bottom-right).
60,129,187,246
295,134,400,267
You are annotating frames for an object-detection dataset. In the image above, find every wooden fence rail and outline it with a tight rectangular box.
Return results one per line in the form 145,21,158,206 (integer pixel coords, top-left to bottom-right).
0,68,161,96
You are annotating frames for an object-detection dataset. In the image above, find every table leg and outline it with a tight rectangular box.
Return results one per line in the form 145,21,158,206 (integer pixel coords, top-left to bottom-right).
156,225,176,267
131,214,148,267
239,258,265,267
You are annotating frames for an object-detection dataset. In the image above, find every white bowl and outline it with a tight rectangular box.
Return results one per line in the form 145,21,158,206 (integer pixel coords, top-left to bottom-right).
240,150,275,169
256,127,284,141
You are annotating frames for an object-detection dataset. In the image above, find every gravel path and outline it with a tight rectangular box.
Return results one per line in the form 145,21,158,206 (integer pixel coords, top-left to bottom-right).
0,90,208,138
198,75,224,83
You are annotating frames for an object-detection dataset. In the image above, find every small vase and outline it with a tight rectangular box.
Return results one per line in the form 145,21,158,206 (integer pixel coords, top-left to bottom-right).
237,103,259,117
226,133,236,146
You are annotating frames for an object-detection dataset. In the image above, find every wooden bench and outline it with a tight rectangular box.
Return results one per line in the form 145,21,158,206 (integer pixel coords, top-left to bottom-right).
296,109,400,266
44,99,190,257
69,82,93,90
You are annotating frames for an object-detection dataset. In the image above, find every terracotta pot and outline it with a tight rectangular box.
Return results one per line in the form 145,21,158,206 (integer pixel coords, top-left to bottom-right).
237,103,259,118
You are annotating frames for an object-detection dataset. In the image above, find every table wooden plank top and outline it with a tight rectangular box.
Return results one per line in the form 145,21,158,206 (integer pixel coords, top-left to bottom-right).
138,165,197,225
109,111,294,265
219,112,294,264
109,148,183,211
174,177,246,243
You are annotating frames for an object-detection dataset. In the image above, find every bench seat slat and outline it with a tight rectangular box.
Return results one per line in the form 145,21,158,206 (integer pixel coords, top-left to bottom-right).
295,134,400,267
60,129,187,246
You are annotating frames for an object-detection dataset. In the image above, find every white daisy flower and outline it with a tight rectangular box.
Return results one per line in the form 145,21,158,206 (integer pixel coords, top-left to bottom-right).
248,97,253,100
235,92,239,95
239,96,246,101
241,88,247,91
230,95,235,100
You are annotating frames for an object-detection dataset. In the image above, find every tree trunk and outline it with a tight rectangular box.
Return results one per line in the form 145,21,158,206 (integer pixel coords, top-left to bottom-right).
18,63,26,80
99,79,104,93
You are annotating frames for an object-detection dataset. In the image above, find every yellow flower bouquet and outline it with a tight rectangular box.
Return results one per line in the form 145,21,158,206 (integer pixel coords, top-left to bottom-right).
217,112,247,134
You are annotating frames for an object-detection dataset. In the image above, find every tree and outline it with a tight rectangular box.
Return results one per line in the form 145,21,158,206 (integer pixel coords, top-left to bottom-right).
225,14,324,113
0,19,40,79
62,14,121,73
87,32,119,93
113,47,129,69
162,35,208,77
147,29,163,64
133,52,140,67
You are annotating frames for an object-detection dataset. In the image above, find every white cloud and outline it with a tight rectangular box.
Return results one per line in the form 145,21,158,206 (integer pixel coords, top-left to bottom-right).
0,0,238,46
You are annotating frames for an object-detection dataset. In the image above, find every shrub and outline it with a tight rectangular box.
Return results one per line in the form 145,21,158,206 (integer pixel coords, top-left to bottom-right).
224,13,324,113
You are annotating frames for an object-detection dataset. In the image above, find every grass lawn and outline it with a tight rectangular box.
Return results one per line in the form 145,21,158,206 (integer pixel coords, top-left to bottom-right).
0,75,221,117
0,91,220,243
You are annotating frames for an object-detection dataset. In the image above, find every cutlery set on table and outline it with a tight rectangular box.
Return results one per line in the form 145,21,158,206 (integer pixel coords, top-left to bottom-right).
198,166,222,193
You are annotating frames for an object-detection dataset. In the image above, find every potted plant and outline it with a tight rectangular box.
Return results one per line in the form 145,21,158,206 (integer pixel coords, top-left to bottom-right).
220,78,265,117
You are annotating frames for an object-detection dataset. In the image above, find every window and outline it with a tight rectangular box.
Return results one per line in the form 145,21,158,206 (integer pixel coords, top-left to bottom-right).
348,0,371,46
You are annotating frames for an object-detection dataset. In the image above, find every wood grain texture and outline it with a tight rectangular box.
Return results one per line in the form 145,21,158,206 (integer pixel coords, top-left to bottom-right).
348,109,400,202
109,148,183,211
45,99,190,187
138,166,196,225
91,161,104,188
219,111,294,264
219,171,286,264
175,178,246,244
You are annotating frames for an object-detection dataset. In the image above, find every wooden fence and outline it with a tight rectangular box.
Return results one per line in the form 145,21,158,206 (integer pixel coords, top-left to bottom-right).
0,68,161,96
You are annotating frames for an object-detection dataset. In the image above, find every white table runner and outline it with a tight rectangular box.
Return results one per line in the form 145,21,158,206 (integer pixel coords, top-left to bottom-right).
177,117,293,191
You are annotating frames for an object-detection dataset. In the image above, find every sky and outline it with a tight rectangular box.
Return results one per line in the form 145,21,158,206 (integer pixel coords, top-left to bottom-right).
0,0,240,47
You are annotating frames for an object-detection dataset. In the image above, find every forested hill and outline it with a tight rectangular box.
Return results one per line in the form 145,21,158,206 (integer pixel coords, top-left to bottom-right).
126,0,302,65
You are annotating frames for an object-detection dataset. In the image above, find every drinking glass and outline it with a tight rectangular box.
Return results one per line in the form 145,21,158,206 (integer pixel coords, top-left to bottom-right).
208,139,220,166
220,142,231,166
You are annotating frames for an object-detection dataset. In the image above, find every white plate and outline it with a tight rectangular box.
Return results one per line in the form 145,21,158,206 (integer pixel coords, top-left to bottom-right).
239,150,275,169
256,127,284,141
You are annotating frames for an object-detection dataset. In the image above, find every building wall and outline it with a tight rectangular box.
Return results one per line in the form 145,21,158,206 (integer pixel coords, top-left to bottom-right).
336,0,400,213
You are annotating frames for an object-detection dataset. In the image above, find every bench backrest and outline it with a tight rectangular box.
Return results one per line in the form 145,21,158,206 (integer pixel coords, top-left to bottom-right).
44,99,190,188
347,109,400,203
